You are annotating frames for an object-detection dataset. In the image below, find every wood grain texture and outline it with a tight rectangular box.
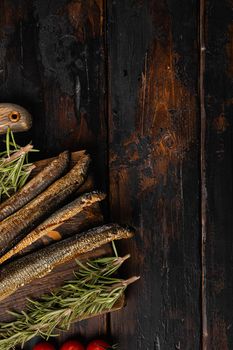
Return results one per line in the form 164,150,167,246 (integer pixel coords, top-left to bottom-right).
204,1,233,348
107,1,200,349
0,0,108,342
1,0,233,348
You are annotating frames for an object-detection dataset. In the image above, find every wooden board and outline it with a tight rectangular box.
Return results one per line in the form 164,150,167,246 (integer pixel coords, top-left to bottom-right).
107,1,200,349
203,1,233,349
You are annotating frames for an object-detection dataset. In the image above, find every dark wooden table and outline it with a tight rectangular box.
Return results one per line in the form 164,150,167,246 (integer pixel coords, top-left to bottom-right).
0,1,232,349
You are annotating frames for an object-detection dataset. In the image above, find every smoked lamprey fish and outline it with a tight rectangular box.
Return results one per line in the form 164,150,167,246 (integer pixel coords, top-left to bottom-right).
0,152,90,256
0,191,106,264
0,151,70,221
0,224,134,301
0,103,32,134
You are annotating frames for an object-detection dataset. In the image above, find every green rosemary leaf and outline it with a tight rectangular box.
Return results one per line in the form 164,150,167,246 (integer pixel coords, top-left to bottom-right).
112,241,118,257
13,154,25,188
9,128,17,149
6,128,10,157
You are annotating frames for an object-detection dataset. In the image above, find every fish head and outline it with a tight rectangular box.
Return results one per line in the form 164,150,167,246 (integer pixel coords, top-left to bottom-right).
0,103,32,134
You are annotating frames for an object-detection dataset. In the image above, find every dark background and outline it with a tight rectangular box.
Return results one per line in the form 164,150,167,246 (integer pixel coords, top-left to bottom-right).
0,1,233,349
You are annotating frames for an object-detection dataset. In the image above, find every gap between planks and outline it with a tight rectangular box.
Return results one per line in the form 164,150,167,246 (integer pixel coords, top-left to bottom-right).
103,0,112,337
199,0,208,349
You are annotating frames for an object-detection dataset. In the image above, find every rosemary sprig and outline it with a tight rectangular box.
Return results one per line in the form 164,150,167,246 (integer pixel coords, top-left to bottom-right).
0,255,139,350
0,128,38,201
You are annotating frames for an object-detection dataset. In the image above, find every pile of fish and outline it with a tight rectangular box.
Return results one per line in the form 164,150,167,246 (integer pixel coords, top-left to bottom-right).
0,150,134,301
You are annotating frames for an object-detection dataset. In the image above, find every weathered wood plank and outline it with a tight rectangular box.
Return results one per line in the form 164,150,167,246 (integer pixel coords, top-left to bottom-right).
107,1,200,348
0,0,108,340
204,1,233,348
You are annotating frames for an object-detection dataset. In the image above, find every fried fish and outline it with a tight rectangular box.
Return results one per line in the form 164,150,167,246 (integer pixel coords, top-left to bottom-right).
0,224,134,301
0,191,106,264
0,152,90,256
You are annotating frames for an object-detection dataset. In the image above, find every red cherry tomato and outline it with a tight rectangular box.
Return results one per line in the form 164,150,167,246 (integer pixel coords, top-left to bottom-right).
60,340,85,350
33,342,55,350
87,340,112,350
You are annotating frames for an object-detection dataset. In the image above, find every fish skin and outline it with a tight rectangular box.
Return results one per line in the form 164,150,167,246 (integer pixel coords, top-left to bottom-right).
0,191,106,264
0,224,134,301
0,151,70,221
0,153,91,256
0,103,32,134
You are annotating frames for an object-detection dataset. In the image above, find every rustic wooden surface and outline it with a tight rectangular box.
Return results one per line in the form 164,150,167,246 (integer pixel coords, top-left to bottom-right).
107,1,200,349
204,1,233,349
0,0,232,349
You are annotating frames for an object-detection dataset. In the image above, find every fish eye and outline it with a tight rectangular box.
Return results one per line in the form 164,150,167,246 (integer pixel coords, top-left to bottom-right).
8,111,21,123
